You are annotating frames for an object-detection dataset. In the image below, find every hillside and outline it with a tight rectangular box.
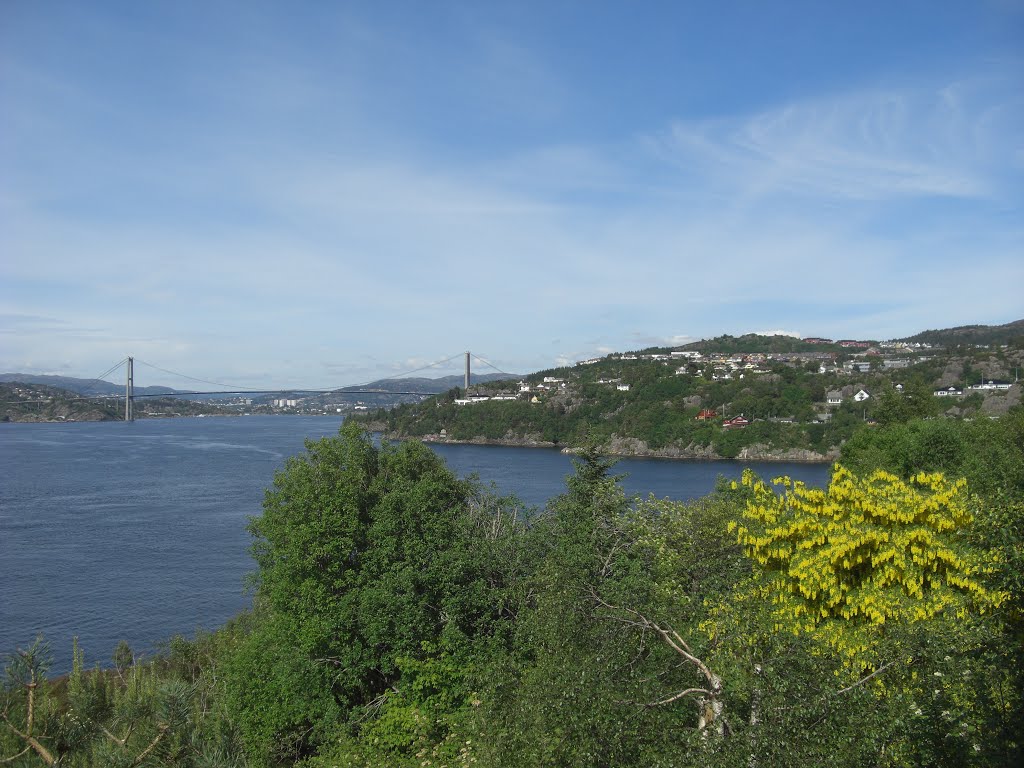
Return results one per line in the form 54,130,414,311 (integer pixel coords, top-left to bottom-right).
0,373,180,397
295,373,518,411
371,324,1023,460
898,318,1024,348
1,382,122,422
0,382,236,422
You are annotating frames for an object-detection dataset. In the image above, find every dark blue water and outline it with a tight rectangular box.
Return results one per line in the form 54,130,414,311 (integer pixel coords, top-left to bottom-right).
1,416,829,673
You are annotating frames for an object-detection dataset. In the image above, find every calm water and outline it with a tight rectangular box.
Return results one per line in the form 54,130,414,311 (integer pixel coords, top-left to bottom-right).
0,416,829,673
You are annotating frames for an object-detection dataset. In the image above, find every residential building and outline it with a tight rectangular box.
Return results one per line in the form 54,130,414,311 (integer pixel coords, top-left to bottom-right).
722,415,750,429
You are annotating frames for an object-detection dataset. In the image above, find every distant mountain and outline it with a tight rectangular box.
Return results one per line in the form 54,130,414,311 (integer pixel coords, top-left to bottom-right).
0,372,516,397
0,372,522,415
897,319,1024,348
337,373,516,394
0,381,242,422
0,373,180,397
297,373,520,410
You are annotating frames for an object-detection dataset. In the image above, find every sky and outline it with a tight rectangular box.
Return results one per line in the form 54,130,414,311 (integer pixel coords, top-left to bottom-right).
2,1,1022,390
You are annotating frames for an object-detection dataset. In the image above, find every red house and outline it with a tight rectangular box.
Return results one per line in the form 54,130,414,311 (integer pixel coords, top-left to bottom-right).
696,408,718,421
722,415,750,429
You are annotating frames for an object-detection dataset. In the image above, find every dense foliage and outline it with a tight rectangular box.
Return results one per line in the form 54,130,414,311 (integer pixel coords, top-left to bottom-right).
5,412,1022,766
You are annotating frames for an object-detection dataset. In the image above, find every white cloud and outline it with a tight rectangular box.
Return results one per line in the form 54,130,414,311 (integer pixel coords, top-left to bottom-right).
2,12,1020,388
663,334,697,346
648,80,1019,204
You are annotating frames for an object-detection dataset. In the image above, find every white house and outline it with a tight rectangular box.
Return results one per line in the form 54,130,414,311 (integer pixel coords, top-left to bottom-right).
826,390,843,406
853,389,871,402
844,361,873,374
968,380,1012,391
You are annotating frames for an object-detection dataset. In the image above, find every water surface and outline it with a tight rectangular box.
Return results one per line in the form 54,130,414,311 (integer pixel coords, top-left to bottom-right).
1,416,829,672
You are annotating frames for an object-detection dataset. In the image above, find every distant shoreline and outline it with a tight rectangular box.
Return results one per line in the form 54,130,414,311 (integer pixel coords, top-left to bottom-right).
412,433,836,464
0,412,351,424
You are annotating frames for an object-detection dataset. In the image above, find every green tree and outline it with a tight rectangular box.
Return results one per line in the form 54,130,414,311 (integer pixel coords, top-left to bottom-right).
2,635,244,767
227,423,518,765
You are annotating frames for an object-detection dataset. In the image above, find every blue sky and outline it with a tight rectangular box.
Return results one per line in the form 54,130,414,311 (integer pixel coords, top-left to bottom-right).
2,1,1022,389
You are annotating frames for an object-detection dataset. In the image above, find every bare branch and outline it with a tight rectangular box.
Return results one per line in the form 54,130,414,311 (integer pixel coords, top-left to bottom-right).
0,711,56,766
0,711,27,739
25,683,35,741
312,656,347,668
587,586,724,720
834,662,896,696
129,724,169,768
669,628,694,655
646,687,714,707
0,746,31,763
100,724,128,748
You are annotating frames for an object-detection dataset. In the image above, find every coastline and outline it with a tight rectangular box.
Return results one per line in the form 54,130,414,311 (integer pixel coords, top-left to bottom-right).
409,433,837,464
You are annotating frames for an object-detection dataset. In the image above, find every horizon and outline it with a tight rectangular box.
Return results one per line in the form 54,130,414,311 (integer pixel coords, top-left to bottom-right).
4,320,1020,392
3,1,1022,388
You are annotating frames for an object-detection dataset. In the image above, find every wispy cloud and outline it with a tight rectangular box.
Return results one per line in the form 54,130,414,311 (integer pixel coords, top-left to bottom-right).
648,80,1020,204
1,1,1020,385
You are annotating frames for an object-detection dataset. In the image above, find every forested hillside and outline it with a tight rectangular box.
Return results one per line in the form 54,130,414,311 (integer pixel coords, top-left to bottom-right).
4,415,1021,766
374,331,1023,459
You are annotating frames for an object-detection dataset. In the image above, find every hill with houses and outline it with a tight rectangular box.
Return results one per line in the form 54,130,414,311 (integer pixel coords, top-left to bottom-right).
370,321,1024,461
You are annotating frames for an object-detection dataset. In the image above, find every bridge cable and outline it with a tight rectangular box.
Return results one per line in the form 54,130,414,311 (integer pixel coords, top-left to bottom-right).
325,352,467,392
134,359,263,391
470,353,517,379
80,357,130,396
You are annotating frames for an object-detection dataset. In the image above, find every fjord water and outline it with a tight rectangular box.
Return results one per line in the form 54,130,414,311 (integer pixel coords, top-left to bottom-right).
0,416,829,673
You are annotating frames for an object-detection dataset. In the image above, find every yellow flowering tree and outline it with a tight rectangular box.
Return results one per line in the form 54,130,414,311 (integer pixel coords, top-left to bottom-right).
727,465,1004,663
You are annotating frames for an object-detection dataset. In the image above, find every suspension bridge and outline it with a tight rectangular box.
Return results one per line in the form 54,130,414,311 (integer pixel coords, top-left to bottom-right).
7,351,517,421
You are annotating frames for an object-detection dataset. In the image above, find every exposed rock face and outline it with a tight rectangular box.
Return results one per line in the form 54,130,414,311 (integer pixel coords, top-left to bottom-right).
604,435,651,455
736,443,838,463
936,350,1024,388
937,359,964,388
577,435,832,463
418,433,558,449
414,431,834,462
680,442,718,460
980,384,1021,416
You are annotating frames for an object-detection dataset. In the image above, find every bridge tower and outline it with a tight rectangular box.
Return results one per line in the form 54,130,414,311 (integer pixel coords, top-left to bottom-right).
125,356,134,422
464,351,470,391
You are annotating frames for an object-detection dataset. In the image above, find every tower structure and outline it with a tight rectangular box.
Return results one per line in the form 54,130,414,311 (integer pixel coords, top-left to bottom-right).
125,356,134,422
